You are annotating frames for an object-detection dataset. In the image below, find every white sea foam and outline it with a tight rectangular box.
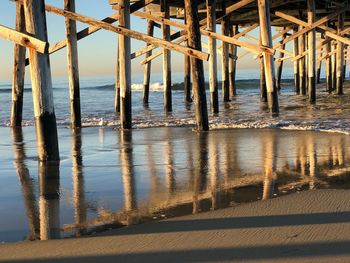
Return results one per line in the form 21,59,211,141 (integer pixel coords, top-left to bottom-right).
131,82,164,92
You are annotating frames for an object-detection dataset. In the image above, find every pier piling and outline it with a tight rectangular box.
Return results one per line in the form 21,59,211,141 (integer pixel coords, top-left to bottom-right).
299,30,307,95
24,0,59,161
10,2,26,127
307,0,316,103
257,0,279,114
64,0,81,128
293,27,300,94
276,30,286,91
143,20,154,105
207,0,218,113
229,25,238,98
161,0,172,113
184,0,209,131
118,0,132,129
336,13,345,95
221,1,230,103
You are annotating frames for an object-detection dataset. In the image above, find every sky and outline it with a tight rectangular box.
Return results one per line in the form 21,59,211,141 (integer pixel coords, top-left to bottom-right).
0,1,292,82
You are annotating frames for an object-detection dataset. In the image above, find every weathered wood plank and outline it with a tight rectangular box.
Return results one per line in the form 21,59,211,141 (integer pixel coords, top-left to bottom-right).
229,25,238,97
23,0,59,161
292,27,300,94
64,0,81,128
221,1,230,102
161,0,172,113
10,2,26,127
0,24,48,53
299,28,307,95
274,7,348,50
207,0,218,113
336,13,344,95
276,30,287,91
119,0,132,129
307,0,316,103
184,0,209,131
44,4,210,61
143,20,154,105
258,0,279,114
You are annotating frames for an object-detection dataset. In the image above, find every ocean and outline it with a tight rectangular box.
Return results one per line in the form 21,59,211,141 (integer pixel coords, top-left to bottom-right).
1,68,349,134
1,68,350,242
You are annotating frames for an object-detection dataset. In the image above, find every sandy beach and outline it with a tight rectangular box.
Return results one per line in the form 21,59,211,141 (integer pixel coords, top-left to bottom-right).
1,189,350,262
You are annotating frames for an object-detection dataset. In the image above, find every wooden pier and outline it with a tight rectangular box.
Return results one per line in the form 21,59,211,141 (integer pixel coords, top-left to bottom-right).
1,0,350,157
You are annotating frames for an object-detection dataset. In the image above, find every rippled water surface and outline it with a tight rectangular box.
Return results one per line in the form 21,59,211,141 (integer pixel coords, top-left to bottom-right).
1,126,350,242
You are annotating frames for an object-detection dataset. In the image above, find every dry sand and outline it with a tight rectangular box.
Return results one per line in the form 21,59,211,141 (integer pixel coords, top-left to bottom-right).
1,189,350,263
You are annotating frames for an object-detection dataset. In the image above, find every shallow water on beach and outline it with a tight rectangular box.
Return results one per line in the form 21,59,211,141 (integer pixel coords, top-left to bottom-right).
1,126,350,243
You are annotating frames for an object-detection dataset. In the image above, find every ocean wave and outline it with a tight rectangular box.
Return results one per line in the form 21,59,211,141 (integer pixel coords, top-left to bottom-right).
3,116,350,136
0,79,296,94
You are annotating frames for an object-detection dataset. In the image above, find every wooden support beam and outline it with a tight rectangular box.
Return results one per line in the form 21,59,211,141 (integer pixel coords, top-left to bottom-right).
273,7,348,50
316,46,322,83
293,27,300,94
64,0,81,128
23,0,59,161
229,25,238,98
258,0,279,114
119,0,132,129
343,45,347,82
221,1,230,102
161,0,172,113
22,0,155,65
260,51,267,102
299,28,307,95
143,20,154,105
140,35,188,65
307,0,316,103
336,13,344,95
273,26,292,41
276,30,286,91
133,9,271,56
10,2,26,127
0,24,48,53
184,39,192,103
219,0,255,22
207,0,218,113
276,56,292,62
238,50,250,59
236,24,259,39
24,13,119,66
184,0,209,131
114,40,120,113
182,16,191,104
44,4,209,61
326,35,332,93
332,42,337,92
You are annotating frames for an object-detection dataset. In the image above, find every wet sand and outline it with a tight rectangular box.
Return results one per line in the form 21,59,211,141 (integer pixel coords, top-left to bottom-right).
1,189,350,262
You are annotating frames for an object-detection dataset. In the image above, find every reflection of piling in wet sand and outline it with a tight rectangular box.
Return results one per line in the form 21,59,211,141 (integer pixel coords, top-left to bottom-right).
11,127,40,240
299,136,307,176
164,129,176,200
192,133,208,214
208,133,219,210
119,130,137,225
222,138,230,188
307,135,317,189
38,161,60,240
146,144,161,200
337,137,345,167
71,129,86,236
262,132,277,200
